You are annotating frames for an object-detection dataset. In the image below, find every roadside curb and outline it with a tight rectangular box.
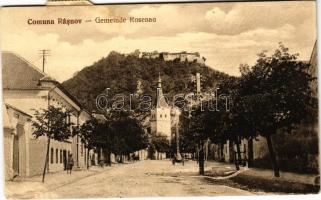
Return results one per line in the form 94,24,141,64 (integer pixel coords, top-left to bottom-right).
229,171,320,194
204,168,248,180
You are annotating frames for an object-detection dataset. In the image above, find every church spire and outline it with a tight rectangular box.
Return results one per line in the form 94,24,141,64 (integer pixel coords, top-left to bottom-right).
156,73,168,108
158,72,162,88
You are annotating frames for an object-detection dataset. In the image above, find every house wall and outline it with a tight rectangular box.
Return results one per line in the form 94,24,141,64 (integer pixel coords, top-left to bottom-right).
3,128,14,180
3,88,81,177
252,136,268,160
5,106,32,177
3,90,48,116
28,136,47,176
16,124,27,177
137,149,148,160
89,149,98,166
76,111,91,168
71,135,87,169
48,139,72,173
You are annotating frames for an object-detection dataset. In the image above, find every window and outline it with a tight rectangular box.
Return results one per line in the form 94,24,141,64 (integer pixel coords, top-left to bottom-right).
60,150,62,163
160,114,162,118
56,149,58,163
165,114,167,118
50,148,54,164
81,144,84,156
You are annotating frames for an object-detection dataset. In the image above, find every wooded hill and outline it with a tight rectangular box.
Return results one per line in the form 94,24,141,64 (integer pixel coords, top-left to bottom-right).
62,51,233,112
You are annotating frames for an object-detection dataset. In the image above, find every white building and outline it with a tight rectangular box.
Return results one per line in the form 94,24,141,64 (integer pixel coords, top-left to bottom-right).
2,52,90,179
150,75,171,139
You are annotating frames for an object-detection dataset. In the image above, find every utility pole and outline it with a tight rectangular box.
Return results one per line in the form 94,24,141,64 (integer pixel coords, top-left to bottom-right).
171,108,182,163
175,110,182,161
39,50,51,73
196,72,201,95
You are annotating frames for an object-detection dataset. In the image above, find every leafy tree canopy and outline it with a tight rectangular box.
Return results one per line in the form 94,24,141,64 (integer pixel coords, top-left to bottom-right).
32,106,73,141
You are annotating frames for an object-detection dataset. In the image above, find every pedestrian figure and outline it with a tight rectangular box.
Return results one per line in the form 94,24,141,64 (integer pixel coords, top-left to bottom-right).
67,154,74,174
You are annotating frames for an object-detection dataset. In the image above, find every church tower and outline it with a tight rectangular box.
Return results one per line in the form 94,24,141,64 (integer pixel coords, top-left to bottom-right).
150,74,171,139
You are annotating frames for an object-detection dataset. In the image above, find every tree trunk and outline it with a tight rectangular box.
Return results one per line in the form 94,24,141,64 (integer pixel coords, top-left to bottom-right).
220,142,224,161
233,143,239,171
98,148,101,162
42,138,50,183
266,135,280,177
198,145,205,175
120,155,123,163
233,151,239,170
86,148,90,170
102,149,107,166
235,138,241,171
106,151,111,166
248,138,253,168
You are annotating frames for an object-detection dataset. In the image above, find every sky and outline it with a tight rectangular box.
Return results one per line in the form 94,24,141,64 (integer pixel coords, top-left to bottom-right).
0,1,317,82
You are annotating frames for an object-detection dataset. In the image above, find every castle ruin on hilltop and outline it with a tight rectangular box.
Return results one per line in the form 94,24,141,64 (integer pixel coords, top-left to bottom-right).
125,50,206,64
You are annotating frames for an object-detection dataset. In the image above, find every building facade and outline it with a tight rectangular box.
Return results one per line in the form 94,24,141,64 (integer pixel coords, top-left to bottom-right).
2,52,90,179
73,110,91,169
150,75,171,139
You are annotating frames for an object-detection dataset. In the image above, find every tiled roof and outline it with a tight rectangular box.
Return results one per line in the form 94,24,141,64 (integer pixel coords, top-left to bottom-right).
1,52,46,89
1,52,83,109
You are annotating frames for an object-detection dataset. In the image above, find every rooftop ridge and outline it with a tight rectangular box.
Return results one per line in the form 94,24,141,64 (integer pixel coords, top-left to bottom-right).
1,51,53,80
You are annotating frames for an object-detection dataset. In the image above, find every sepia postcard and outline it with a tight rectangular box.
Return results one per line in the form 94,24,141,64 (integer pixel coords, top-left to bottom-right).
0,0,319,198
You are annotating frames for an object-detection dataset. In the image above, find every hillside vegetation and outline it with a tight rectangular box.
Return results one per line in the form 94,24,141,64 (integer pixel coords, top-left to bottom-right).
62,51,233,112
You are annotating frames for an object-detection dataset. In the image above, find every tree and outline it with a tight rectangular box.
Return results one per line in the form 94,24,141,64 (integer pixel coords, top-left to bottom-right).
238,43,317,177
150,134,170,159
175,129,197,155
75,118,105,169
76,111,147,165
216,76,254,170
32,106,73,182
180,106,214,175
109,112,148,162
